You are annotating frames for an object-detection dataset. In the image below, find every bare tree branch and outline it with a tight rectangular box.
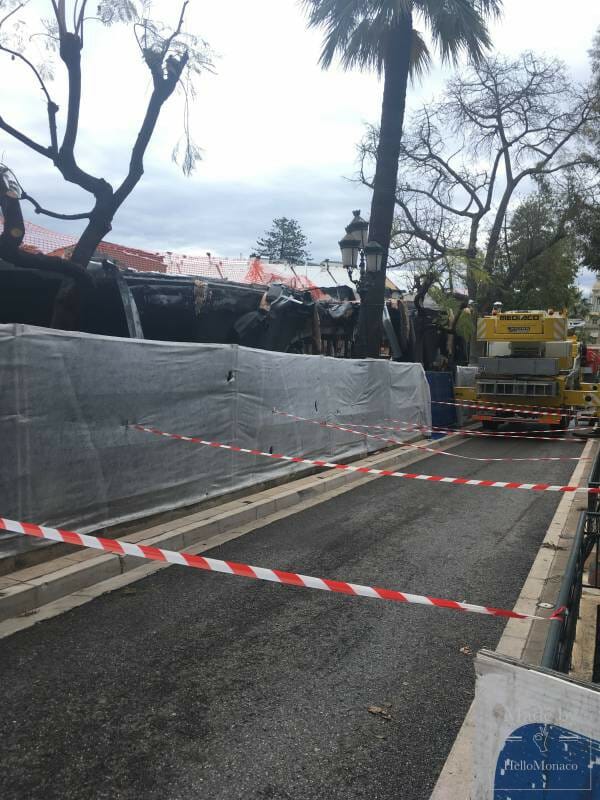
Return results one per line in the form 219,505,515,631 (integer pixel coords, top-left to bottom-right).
113,50,189,207
0,43,59,154
161,0,188,55
0,0,212,269
21,190,91,220
0,115,51,157
356,52,599,304
0,0,25,29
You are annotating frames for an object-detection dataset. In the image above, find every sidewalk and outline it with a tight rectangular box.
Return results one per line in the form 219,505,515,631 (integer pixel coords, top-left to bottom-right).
430,436,599,800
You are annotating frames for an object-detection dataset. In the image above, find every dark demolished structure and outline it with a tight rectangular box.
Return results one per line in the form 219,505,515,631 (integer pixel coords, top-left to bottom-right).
0,184,466,367
1,257,361,357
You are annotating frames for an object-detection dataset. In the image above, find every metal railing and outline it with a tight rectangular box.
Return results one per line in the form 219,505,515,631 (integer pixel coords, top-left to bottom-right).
541,443,600,673
589,447,600,514
540,511,596,672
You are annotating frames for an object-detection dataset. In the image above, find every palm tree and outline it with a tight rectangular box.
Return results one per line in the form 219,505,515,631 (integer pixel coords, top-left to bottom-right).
303,0,502,357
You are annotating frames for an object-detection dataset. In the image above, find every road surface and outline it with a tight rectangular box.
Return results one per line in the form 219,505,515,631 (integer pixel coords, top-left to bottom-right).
0,433,586,800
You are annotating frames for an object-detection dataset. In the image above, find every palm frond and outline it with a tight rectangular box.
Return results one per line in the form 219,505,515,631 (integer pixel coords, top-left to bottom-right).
409,28,431,80
474,0,503,19
302,0,501,74
302,0,411,73
337,14,392,73
416,0,501,65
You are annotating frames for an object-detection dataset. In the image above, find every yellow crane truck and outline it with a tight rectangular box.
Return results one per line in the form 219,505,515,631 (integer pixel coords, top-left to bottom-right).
454,309,600,430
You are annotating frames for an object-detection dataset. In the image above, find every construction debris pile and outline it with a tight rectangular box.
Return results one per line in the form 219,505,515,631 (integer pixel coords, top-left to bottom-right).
0,217,464,367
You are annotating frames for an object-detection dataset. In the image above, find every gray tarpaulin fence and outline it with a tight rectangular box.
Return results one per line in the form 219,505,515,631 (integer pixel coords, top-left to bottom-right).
0,324,431,546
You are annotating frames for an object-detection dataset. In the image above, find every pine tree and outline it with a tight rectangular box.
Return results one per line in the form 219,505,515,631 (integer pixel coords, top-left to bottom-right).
255,218,311,264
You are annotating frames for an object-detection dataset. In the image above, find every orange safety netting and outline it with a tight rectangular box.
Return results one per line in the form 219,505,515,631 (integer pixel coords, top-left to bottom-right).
3,218,332,296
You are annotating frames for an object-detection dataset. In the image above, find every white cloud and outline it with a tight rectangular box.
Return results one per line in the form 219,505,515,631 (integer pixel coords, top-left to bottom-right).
578,267,598,295
0,0,598,260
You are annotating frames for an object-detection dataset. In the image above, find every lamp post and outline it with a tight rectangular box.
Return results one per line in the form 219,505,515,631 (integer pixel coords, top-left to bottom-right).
338,210,384,356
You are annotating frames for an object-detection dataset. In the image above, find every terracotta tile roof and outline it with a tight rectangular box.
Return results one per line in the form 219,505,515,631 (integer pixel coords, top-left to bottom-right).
165,255,327,298
95,241,165,272
48,242,166,273
244,259,328,299
0,218,165,272
0,216,77,254
3,219,335,298
164,252,250,283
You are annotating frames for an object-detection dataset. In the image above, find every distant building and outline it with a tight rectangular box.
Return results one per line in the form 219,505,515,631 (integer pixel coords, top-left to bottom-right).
591,279,600,314
7,218,402,299
584,278,600,343
0,216,77,255
49,242,166,273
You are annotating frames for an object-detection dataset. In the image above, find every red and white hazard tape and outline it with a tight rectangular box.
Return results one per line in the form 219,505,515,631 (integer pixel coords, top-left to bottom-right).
351,420,583,439
448,398,567,413
273,410,588,462
432,399,582,418
349,419,586,441
380,419,589,443
0,518,564,623
132,424,598,495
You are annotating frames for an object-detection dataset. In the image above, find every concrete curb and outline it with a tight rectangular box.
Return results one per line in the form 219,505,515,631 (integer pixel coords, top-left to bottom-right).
0,432,467,637
429,436,599,800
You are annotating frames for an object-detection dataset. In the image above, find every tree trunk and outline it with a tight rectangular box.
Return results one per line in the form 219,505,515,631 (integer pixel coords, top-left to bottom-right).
483,190,513,275
356,12,412,359
464,219,481,364
0,191,25,253
70,204,114,266
68,72,183,268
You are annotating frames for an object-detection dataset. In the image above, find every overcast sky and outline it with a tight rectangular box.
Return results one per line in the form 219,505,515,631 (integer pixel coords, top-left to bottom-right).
1,0,599,289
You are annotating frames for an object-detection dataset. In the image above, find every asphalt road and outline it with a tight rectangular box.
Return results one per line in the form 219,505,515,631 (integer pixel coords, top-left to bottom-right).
0,433,586,800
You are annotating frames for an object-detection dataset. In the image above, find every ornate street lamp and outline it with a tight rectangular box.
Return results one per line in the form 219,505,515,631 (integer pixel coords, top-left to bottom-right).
338,210,387,359
364,240,383,272
339,210,383,281
338,231,360,272
345,209,368,249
